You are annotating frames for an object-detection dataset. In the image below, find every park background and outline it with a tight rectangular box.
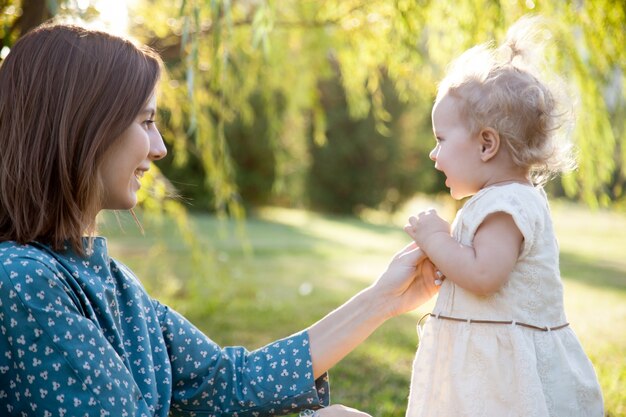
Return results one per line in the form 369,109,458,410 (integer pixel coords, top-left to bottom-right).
2,0,625,415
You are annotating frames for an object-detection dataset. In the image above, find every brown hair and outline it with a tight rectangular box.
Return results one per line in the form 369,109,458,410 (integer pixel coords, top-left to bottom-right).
0,23,162,254
435,16,575,185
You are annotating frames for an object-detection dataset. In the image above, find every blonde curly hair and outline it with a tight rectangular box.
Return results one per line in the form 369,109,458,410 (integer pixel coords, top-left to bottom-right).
435,16,575,185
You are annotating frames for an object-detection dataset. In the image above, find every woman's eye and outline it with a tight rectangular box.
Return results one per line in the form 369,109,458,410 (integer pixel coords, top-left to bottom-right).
143,120,155,128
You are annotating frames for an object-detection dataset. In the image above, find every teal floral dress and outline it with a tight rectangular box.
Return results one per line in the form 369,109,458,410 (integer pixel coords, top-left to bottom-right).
0,238,329,417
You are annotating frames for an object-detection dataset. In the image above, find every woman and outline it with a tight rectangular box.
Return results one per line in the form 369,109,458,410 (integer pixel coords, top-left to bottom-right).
0,23,438,417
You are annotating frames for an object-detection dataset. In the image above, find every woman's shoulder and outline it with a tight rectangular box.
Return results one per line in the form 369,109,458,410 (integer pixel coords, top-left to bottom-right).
0,240,57,264
0,239,131,314
0,240,86,283
0,241,62,278
0,242,66,301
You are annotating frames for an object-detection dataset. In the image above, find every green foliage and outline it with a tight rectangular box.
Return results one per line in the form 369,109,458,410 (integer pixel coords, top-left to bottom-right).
2,0,625,213
225,91,280,207
126,0,626,212
1,0,52,47
157,89,283,209
307,74,440,214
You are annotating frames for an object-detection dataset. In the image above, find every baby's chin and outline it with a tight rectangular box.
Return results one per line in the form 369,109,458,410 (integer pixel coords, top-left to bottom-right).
449,189,473,200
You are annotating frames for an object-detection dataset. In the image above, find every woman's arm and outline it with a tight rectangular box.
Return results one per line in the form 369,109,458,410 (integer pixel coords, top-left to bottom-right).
307,243,439,378
405,210,523,296
159,243,437,414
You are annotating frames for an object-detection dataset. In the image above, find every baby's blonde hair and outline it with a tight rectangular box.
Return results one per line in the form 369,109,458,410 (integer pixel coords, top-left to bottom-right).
436,16,575,184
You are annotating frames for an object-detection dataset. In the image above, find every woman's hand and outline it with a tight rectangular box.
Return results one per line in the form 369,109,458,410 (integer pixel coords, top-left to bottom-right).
314,404,372,417
307,242,440,378
418,253,444,286
370,242,441,319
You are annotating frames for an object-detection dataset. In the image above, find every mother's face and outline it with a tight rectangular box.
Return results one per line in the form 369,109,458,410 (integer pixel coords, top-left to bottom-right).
98,93,167,211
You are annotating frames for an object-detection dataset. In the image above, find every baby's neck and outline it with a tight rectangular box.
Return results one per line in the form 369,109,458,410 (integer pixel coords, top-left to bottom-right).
485,178,533,187
483,177,532,188
481,159,531,189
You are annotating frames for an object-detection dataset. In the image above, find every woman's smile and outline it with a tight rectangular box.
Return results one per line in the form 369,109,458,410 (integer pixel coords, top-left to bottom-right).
98,93,166,211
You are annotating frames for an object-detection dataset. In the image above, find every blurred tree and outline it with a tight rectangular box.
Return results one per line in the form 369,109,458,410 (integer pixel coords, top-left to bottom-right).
1,1,625,213
307,71,438,214
1,0,50,42
127,0,626,212
1,0,100,46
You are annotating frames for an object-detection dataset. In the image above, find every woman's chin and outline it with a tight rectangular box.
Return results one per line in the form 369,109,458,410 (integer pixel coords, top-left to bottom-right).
101,195,138,211
126,196,138,210
116,191,138,210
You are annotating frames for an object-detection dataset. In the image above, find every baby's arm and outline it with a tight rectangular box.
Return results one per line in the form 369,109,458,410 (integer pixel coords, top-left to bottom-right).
404,209,523,296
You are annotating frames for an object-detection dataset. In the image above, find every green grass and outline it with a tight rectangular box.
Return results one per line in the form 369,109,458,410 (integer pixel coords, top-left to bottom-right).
100,198,626,416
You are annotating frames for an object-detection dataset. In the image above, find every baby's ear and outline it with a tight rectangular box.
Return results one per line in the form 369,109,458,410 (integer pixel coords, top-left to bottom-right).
479,128,500,162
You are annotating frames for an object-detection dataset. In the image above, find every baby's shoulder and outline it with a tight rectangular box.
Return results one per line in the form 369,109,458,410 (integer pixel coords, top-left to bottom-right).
457,184,549,239
465,184,545,215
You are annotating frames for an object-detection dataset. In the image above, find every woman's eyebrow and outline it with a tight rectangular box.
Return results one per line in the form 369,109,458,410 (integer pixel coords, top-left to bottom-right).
140,108,156,117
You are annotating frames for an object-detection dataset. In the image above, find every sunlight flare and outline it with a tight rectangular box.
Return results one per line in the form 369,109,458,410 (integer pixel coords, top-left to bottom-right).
94,0,130,34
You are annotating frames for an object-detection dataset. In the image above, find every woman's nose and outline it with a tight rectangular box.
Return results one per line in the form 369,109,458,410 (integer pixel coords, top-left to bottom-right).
149,129,167,161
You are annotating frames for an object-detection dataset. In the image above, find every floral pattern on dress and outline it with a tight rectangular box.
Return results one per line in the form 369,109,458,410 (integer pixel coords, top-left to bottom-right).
0,238,329,417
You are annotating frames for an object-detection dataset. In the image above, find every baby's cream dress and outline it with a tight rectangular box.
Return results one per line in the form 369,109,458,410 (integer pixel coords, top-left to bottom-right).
406,183,603,417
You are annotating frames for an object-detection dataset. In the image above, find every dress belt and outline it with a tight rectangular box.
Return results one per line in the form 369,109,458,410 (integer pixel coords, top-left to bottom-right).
419,312,569,332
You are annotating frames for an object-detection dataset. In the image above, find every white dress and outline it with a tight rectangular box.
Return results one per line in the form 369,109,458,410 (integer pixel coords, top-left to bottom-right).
406,183,603,417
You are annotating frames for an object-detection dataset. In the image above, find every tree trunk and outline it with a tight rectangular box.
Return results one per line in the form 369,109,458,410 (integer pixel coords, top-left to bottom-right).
12,0,52,39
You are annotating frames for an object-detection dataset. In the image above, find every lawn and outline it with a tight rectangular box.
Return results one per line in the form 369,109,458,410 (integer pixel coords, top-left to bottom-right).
100,198,626,416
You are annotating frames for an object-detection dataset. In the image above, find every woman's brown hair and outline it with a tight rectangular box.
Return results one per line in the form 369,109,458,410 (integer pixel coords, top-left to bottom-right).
0,23,162,254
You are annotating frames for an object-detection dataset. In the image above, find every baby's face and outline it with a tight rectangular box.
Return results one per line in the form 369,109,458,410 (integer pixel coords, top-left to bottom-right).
430,95,484,200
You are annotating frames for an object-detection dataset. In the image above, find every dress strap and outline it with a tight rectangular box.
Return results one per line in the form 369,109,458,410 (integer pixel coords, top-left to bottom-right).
424,313,569,332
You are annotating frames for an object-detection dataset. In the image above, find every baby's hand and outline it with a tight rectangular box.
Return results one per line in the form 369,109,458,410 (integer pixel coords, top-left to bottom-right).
404,209,451,247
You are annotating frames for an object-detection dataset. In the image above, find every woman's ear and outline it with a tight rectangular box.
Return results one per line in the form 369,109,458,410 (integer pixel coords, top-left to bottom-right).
479,128,500,162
